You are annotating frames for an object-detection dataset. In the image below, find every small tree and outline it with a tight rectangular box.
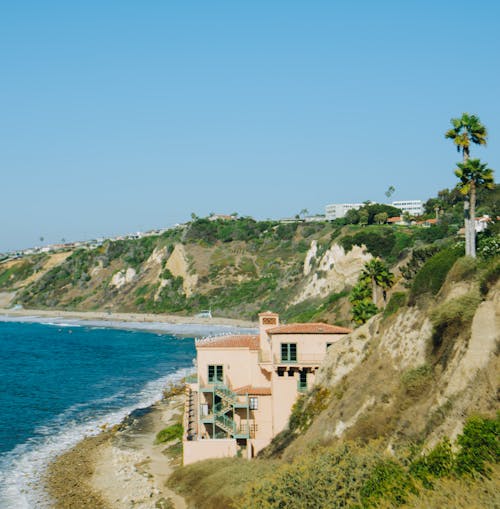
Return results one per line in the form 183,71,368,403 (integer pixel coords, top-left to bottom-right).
359,210,369,226
361,258,394,305
374,212,388,224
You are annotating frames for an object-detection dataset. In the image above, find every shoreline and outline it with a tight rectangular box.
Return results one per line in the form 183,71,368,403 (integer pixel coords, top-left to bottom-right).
45,393,187,509
0,308,257,335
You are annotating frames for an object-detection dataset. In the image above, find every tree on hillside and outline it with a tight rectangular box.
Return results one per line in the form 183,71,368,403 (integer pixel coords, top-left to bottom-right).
445,113,488,256
361,258,394,305
374,212,388,224
349,280,376,325
455,158,495,257
351,299,379,325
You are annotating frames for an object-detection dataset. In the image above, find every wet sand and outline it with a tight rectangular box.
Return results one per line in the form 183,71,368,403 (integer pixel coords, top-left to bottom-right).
45,394,186,509
0,308,256,329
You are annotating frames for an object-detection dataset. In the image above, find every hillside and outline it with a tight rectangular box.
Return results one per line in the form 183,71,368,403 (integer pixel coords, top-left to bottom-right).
0,217,467,325
2,217,499,507
167,249,499,508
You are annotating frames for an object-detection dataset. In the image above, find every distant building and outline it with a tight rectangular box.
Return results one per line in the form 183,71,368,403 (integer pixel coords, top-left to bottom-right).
208,214,237,222
325,203,364,220
304,215,326,222
391,200,424,216
475,215,493,233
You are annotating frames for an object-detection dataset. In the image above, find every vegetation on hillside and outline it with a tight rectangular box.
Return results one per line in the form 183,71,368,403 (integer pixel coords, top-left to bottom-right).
169,414,499,509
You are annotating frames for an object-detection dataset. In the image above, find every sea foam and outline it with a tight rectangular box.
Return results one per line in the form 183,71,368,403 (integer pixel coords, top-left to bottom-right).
0,367,192,509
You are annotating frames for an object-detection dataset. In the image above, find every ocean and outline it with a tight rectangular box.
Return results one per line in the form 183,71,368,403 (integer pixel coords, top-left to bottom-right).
0,318,207,508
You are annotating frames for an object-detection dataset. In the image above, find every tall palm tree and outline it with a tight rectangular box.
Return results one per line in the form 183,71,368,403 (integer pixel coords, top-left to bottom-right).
445,113,488,256
455,159,495,258
361,258,394,305
445,113,487,161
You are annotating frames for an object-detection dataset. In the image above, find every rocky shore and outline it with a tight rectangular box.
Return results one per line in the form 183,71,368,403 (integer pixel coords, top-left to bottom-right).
45,393,186,509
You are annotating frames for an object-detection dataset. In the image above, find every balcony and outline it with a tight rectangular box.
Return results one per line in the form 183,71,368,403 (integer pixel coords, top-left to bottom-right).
274,353,325,366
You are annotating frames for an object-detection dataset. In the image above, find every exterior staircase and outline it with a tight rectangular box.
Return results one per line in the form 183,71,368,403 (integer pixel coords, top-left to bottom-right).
212,384,243,437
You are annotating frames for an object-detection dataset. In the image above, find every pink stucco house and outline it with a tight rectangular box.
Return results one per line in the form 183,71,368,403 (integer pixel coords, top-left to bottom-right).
183,312,351,464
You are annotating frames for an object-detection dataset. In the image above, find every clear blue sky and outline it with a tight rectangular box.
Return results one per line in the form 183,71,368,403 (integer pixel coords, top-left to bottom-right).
1,0,499,251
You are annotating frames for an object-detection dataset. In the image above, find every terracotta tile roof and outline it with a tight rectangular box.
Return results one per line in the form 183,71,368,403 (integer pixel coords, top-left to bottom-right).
387,216,402,223
196,334,259,350
234,385,272,396
267,323,352,335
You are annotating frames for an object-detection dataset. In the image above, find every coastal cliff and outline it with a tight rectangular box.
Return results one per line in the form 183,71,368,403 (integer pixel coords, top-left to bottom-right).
167,255,499,508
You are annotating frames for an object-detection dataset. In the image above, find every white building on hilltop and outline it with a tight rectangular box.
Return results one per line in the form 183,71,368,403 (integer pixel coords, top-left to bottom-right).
325,203,364,220
391,200,424,216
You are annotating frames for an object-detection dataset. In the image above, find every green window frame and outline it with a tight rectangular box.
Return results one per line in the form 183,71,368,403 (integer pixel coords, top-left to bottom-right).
208,364,223,383
249,397,258,410
281,343,297,362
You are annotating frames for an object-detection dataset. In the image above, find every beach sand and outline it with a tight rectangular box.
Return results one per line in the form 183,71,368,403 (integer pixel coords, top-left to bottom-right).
0,307,255,329
45,393,187,509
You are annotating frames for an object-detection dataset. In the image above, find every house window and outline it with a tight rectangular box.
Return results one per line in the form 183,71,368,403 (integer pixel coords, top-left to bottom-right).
298,371,307,392
249,397,258,410
208,364,223,383
281,343,297,362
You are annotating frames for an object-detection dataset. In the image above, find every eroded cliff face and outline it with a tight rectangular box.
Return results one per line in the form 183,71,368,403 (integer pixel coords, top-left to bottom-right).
284,279,499,460
4,233,370,321
293,242,372,304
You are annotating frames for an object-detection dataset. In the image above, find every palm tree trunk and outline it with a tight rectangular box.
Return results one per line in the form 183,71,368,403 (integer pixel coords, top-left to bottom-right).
372,277,377,306
463,149,471,256
470,181,476,258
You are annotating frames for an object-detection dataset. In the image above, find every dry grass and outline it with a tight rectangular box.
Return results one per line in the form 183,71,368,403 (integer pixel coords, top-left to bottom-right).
404,464,500,508
168,457,280,509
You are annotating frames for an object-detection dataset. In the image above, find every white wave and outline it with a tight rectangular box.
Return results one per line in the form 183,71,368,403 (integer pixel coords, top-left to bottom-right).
0,315,257,337
0,366,192,509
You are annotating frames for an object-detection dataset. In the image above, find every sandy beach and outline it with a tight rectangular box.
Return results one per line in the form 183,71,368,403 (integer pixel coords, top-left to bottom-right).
0,307,256,329
45,392,187,509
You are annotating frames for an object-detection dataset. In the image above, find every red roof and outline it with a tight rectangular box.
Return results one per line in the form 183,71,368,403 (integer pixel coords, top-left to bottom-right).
267,323,352,335
234,385,272,396
387,216,402,223
196,334,259,350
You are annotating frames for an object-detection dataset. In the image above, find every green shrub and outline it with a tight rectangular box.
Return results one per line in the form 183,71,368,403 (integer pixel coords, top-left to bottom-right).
477,234,500,259
401,364,433,398
409,245,463,304
410,439,455,487
455,414,500,476
479,257,500,295
446,257,477,283
400,245,441,287
155,423,183,444
430,292,481,351
289,386,331,433
383,291,407,318
340,227,396,260
243,444,382,509
360,459,416,507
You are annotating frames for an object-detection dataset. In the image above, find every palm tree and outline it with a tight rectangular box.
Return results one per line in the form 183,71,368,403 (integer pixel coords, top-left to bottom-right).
351,300,378,325
445,113,488,256
445,113,487,161
455,158,495,258
361,258,394,305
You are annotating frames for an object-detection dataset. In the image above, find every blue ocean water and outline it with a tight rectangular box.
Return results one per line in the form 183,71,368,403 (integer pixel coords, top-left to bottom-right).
0,320,196,508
